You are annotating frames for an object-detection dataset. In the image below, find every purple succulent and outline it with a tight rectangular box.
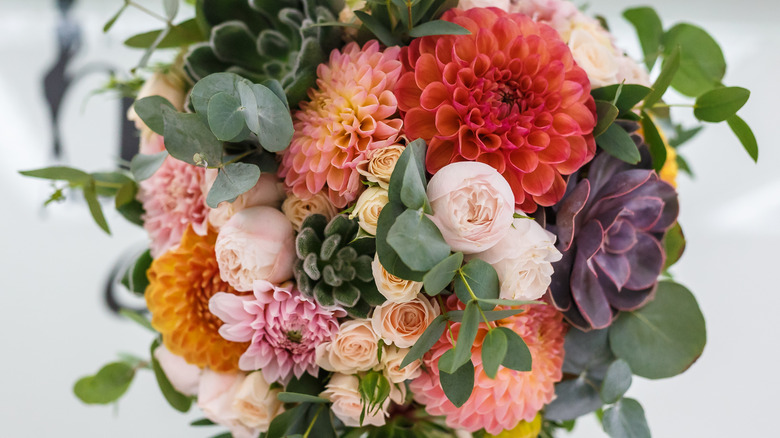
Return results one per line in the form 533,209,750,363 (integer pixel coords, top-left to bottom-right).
549,151,679,330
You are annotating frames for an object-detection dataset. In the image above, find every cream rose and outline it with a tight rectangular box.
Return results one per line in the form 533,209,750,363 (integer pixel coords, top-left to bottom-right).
316,320,381,374
617,55,652,87
215,206,296,291
127,70,187,146
197,370,258,438
472,218,562,301
349,187,388,235
381,345,422,383
153,345,202,396
427,162,515,254
321,373,388,427
567,21,621,87
281,192,339,231
357,144,405,189
371,294,440,348
371,254,422,303
204,171,286,229
232,371,284,432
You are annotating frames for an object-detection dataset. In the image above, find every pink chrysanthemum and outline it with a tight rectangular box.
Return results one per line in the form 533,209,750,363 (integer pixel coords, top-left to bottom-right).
209,280,344,384
138,156,208,257
279,40,403,208
410,296,566,435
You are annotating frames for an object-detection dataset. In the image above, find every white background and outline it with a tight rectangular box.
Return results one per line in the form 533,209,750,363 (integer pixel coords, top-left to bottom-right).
0,0,778,436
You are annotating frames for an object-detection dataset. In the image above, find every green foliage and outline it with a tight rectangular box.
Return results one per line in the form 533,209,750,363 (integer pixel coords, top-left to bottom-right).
623,7,664,70
545,376,603,422
130,151,168,182
386,209,450,272
602,398,651,438
600,360,633,404
693,86,750,122
496,326,532,372
727,115,758,162
266,402,337,438
277,392,330,404
453,259,499,310
642,45,680,110
596,124,641,165
640,112,667,172
121,249,153,296
124,19,207,49
422,252,463,296
594,101,619,138
662,23,726,97
150,338,193,412
359,371,392,424
357,0,467,46
663,222,686,271
119,309,155,333
481,328,507,379
205,162,262,208
438,353,474,408
592,84,651,118
73,362,136,405
400,314,447,368
609,281,706,379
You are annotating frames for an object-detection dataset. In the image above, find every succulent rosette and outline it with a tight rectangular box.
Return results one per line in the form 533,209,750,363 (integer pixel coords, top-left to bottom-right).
395,7,597,212
549,149,679,330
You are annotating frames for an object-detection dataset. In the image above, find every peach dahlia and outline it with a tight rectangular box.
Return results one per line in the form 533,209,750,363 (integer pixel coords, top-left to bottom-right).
395,7,597,212
279,40,403,208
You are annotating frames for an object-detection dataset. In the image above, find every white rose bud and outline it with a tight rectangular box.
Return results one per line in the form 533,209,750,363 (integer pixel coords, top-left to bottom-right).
567,22,621,87
349,187,388,235
316,320,381,374
357,144,405,189
371,254,422,303
281,192,339,231
231,371,284,432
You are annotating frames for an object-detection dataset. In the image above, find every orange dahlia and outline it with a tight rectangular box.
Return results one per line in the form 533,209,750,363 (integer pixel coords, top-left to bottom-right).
395,7,597,212
146,225,249,372
279,40,403,208
409,297,566,435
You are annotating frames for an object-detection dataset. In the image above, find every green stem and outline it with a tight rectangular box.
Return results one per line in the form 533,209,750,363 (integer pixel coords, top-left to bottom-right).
407,1,413,32
127,0,168,23
93,181,126,189
221,150,255,167
652,102,695,109
457,270,495,329
303,405,324,438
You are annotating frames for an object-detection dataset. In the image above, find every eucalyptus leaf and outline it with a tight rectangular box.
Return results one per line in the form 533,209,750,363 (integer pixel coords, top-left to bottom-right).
609,281,706,379
150,338,192,412
376,201,427,282
448,308,525,323
73,362,135,404
104,3,128,33
640,112,667,172
249,83,294,152
355,10,401,47
597,123,641,164
438,354,474,408
207,91,246,141
591,84,651,117
400,156,429,212
643,45,680,110
124,19,206,49
121,249,153,296
423,252,463,296
600,359,633,404
693,86,750,122
481,328,508,379
602,398,651,438
663,222,686,270
663,23,726,97
83,180,111,234
162,106,223,167
133,96,175,135
409,20,470,37
130,151,168,181
19,166,91,184
205,162,261,208
446,301,479,373
190,72,244,121
454,259,500,310
622,7,663,70
727,114,758,162
594,101,619,138
401,315,447,368
115,182,144,226
497,326,532,372
277,392,330,404
386,209,450,272
544,376,603,421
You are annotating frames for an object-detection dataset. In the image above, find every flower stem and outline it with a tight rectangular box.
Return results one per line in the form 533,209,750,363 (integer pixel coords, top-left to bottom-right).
457,270,495,329
127,0,168,23
303,405,323,438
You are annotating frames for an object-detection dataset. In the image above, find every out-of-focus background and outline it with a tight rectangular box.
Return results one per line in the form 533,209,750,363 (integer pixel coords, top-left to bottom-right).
0,0,777,436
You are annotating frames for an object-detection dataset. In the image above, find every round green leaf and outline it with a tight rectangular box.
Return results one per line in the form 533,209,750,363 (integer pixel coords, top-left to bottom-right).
663,23,726,97
497,326,532,372
150,339,192,412
602,398,651,438
130,151,168,181
133,95,175,135
545,376,603,422
73,362,135,404
481,328,508,379
401,315,447,369
727,114,758,162
597,123,641,164
454,259,500,310
250,83,294,152
207,91,246,141
438,353,474,408
663,222,686,270
423,252,463,296
447,302,479,373
386,209,451,272
205,162,261,208
609,281,706,379
600,359,633,404
694,86,750,123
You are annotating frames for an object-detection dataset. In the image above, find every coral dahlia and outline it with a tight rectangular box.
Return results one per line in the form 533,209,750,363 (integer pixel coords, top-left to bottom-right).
410,297,566,435
146,225,249,372
395,7,597,212
279,40,404,208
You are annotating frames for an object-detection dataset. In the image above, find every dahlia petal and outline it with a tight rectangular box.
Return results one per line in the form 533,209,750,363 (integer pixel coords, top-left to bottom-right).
522,163,555,197
435,104,461,138
509,148,539,173
538,136,571,164
426,139,457,173
624,232,665,290
396,72,422,111
405,107,439,140
414,54,442,89
420,82,450,111
533,171,567,207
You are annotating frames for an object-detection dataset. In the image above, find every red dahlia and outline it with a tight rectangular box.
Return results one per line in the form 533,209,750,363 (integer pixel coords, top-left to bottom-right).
395,7,597,212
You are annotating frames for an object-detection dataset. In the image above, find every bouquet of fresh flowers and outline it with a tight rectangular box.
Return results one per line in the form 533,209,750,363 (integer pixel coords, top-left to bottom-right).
22,0,758,437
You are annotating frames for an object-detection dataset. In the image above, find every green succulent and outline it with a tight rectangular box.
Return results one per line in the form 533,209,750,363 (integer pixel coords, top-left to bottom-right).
184,0,345,107
294,214,385,318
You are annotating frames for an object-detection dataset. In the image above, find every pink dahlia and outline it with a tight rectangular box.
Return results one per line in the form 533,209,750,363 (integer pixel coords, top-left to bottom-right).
279,40,403,208
410,296,566,435
395,7,597,212
209,280,344,384
138,156,208,257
